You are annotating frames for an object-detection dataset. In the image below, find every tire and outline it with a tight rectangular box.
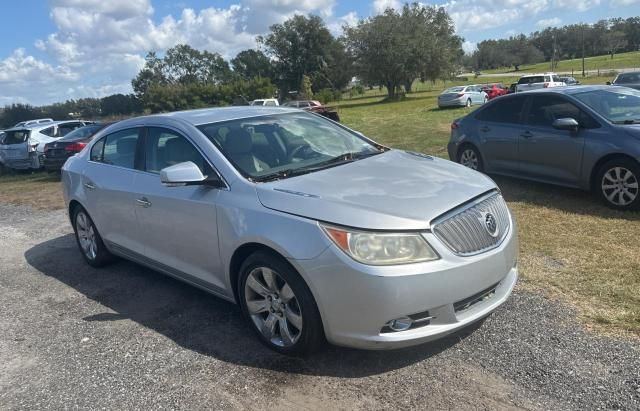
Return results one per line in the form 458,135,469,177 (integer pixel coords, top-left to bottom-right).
465,99,472,108
457,145,483,172
594,158,640,211
72,206,115,267
483,96,488,104
238,250,325,356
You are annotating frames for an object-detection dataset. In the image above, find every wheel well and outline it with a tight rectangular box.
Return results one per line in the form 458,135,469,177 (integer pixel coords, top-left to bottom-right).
457,142,480,161
68,200,82,222
589,153,639,190
228,243,290,303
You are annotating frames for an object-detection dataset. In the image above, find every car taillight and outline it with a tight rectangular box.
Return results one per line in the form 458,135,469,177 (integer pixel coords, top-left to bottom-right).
543,82,549,88
457,93,465,97
64,142,87,153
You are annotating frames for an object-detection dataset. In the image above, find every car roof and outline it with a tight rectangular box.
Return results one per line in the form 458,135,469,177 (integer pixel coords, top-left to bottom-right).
3,120,89,132
523,85,626,95
136,106,301,126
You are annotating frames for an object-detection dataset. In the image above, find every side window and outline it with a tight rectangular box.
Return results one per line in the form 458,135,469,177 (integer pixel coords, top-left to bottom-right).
90,137,105,162
265,100,277,106
145,127,211,175
40,127,55,137
102,128,140,169
475,96,526,124
527,96,589,128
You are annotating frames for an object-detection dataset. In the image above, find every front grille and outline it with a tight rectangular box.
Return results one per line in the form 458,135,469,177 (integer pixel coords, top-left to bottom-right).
432,192,510,256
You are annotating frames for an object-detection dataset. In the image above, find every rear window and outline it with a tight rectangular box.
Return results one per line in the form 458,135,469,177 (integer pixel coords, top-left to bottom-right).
443,86,465,93
58,124,104,142
518,76,545,85
2,130,30,145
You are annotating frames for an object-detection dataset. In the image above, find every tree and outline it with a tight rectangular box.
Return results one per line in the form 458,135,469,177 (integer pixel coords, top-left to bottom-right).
101,94,142,116
300,75,313,99
604,30,628,59
259,15,338,95
345,3,461,98
231,49,275,81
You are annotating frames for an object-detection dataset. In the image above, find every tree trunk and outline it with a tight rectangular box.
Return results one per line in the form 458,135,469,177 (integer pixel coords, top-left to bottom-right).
386,81,396,99
403,80,412,93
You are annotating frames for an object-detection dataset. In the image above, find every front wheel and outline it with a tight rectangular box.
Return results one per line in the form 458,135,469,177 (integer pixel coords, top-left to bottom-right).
465,99,472,108
238,251,324,356
595,158,640,210
458,145,483,172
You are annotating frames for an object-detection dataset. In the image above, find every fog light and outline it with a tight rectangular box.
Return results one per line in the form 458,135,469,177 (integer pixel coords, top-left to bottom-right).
388,317,413,332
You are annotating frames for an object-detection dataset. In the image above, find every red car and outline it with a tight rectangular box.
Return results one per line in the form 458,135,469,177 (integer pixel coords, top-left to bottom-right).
481,83,508,100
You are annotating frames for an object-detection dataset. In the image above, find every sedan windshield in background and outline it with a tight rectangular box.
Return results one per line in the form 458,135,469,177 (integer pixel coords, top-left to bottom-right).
197,112,383,180
614,73,640,84
574,88,640,123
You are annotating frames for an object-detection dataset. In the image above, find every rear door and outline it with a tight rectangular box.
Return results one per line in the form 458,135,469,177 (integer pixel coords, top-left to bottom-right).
82,127,144,254
132,126,226,291
472,95,527,174
518,94,593,186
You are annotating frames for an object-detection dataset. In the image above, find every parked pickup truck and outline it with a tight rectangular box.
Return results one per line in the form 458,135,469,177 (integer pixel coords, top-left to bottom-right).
0,120,93,171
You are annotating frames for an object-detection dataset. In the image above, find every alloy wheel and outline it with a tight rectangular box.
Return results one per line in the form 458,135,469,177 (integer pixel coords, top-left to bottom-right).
460,149,479,170
76,211,97,260
601,166,639,206
244,266,303,347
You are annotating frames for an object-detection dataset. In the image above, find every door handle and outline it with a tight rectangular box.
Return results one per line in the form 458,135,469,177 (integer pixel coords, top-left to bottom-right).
520,131,533,139
480,126,491,133
136,198,152,208
83,182,95,190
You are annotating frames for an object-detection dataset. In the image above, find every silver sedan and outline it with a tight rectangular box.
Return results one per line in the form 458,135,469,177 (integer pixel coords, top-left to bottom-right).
62,107,518,355
438,85,488,108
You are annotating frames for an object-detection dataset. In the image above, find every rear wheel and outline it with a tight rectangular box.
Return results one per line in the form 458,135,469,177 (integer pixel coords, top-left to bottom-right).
238,251,324,356
458,145,483,172
72,206,114,267
595,158,640,210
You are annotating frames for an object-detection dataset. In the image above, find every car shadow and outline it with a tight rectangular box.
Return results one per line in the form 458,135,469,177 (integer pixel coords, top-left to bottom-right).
494,175,640,221
24,234,480,378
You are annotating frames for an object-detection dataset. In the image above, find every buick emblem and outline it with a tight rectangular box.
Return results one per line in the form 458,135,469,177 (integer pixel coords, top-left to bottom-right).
484,213,499,237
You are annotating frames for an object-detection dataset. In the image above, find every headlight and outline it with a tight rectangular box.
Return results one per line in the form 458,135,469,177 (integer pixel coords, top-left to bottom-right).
321,224,439,265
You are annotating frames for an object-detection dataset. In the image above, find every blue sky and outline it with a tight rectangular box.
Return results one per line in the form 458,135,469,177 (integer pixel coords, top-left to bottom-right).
1,0,638,106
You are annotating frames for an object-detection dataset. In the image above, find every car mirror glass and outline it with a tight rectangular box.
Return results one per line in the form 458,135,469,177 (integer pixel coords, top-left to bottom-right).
552,118,580,132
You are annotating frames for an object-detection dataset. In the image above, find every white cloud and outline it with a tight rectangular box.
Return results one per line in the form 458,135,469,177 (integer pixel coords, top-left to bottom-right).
462,40,477,54
1,0,348,105
327,11,359,35
372,0,402,14
537,17,562,28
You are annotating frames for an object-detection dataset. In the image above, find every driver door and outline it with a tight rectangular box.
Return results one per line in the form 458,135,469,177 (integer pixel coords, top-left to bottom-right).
132,126,227,292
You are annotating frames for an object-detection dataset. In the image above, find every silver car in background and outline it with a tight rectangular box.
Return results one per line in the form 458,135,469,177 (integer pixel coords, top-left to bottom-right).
449,86,640,210
438,85,488,108
62,107,518,355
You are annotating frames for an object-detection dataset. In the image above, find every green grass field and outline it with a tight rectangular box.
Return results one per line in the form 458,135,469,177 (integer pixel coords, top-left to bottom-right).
484,50,640,75
330,87,640,336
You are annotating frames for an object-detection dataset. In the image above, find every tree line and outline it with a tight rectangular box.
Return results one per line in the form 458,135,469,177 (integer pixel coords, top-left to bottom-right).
468,17,640,71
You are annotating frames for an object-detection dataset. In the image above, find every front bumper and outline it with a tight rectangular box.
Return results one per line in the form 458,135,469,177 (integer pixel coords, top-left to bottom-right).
294,218,518,350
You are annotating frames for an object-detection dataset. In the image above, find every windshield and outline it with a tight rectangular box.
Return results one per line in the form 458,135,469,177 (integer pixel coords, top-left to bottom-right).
58,124,104,142
573,88,640,123
197,112,383,181
518,76,545,85
2,130,31,145
614,73,640,84
443,87,465,93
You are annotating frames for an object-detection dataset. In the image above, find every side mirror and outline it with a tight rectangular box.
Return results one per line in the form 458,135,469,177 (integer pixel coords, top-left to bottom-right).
606,81,612,86
552,118,579,132
160,161,220,187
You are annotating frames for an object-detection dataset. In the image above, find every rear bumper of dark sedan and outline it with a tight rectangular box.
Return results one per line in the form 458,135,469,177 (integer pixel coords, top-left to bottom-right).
44,156,70,172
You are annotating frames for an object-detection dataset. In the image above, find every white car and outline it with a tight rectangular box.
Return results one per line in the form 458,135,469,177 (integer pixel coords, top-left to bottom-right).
0,120,93,170
250,98,279,106
13,118,54,128
515,73,565,93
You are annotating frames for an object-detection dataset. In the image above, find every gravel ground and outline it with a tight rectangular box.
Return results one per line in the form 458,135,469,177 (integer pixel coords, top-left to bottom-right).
0,203,639,410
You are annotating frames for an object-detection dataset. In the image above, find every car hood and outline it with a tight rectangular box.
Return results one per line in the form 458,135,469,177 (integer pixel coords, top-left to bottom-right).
255,150,497,230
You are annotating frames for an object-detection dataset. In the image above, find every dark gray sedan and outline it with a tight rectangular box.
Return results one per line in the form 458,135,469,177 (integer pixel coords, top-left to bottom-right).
448,85,640,210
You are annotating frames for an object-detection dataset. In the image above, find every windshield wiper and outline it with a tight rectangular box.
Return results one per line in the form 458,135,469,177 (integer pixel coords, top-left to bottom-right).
253,151,382,182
